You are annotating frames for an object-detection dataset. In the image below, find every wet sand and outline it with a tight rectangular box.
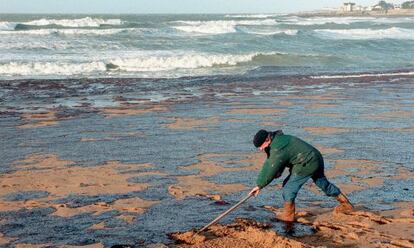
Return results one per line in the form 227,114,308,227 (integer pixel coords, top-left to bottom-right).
1,75,413,247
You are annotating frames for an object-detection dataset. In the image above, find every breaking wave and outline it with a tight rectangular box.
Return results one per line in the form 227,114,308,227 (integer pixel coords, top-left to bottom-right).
0,28,131,36
0,61,107,76
173,19,278,34
0,52,278,76
244,29,298,36
0,17,123,31
0,21,16,31
314,27,414,40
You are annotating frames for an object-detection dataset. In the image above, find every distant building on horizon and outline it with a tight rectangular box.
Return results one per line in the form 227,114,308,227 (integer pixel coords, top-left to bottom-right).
342,2,356,12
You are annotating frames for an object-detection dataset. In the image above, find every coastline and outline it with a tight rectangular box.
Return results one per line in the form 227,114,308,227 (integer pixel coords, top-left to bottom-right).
294,9,414,17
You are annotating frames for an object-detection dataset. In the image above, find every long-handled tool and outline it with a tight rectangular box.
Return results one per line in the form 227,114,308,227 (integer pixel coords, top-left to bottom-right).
196,193,253,234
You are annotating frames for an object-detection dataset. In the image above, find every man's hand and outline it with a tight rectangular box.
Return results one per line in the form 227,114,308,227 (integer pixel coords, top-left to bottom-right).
249,186,261,197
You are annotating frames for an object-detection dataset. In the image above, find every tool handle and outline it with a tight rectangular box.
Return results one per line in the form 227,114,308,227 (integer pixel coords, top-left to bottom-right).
197,193,252,234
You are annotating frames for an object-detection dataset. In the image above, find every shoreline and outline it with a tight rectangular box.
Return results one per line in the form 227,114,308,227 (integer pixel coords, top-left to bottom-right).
294,9,414,17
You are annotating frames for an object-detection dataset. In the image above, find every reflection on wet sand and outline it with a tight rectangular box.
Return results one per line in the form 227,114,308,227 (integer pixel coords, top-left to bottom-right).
164,117,219,130
314,145,344,155
102,104,168,118
18,111,59,128
364,110,414,120
304,126,350,135
305,113,343,118
226,108,286,115
168,176,246,200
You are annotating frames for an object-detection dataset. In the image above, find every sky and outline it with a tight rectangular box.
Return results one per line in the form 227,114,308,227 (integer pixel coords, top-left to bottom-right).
0,0,408,14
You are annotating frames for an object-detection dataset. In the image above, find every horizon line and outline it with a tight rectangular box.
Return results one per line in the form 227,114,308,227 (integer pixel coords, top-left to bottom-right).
0,11,298,15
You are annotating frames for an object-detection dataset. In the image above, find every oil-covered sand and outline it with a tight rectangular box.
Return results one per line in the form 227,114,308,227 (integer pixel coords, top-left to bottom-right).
0,74,413,247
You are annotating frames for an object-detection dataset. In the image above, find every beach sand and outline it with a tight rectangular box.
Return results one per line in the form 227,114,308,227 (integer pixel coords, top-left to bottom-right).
169,205,414,248
1,74,413,247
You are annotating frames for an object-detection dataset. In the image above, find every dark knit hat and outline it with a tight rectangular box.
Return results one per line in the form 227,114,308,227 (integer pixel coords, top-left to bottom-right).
253,129,268,147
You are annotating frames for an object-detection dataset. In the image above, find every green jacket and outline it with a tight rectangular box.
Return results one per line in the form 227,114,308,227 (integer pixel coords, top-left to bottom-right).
256,132,323,189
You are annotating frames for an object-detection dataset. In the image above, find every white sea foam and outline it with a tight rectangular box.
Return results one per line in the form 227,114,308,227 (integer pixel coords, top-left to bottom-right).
311,71,414,79
22,17,123,27
0,52,279,76
0,17,122,32
107,52,266,71
173,19,278,35
0,28,130,36
314,27,414,40
245,29,298,36
0,61,107,76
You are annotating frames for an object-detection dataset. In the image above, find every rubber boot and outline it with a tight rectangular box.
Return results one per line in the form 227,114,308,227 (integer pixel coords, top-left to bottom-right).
334,193,354,213
278,202,295,222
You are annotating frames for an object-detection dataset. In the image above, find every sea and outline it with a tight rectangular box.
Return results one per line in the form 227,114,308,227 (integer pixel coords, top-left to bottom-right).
1,13,414,80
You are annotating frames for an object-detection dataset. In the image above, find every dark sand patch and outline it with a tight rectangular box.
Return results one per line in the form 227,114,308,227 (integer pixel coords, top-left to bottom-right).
304,126,350,135
164,117,219,130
